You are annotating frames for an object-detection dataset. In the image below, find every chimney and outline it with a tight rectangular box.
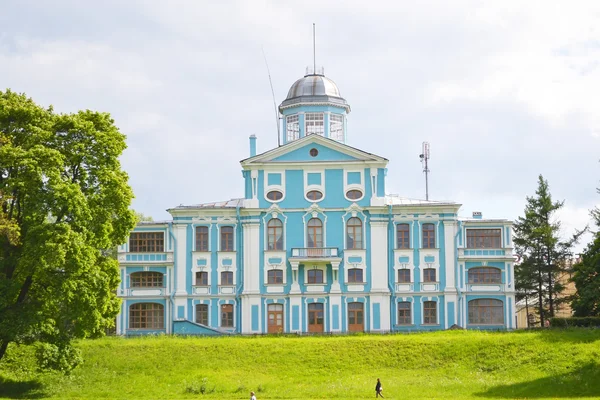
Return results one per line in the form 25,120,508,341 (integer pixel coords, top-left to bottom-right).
472,211,482,220
249,135,257,157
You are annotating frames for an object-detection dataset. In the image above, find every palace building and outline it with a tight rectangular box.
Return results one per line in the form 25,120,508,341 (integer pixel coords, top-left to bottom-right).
116,68,515,335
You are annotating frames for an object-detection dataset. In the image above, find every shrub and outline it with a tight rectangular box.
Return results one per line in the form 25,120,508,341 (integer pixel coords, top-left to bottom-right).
550,317,600,328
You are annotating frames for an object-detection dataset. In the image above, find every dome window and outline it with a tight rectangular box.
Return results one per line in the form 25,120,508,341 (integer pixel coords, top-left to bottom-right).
306,190,323,201
346,189,363,200
266,190,283,201
305,113,324,136
286,115,299,141
330,114,344,142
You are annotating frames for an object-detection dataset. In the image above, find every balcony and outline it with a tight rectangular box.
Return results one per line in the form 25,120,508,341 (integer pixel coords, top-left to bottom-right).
118,252,174,264
458,248,514,260
291,247,339,259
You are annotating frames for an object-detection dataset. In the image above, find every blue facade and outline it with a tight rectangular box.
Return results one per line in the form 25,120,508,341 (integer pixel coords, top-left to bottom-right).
116,70,515,335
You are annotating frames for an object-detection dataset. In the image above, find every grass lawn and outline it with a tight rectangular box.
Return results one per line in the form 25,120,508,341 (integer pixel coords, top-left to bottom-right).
1,329,599,399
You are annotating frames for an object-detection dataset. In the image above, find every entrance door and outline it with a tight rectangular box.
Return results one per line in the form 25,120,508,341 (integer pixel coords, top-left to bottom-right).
268,304,284,333
348,302,364,332
308,303,324,332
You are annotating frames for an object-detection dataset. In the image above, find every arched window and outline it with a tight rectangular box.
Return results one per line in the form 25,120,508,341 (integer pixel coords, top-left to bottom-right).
130,272,163,288
129,303,164,329
468,267,502,284
307,218,323,248
346,217,363,249
220,226,234,251
195,226,209,251
468,299,504,325
347,268,363,283
267,218,284,250
397,224,410,249
422,223,435,248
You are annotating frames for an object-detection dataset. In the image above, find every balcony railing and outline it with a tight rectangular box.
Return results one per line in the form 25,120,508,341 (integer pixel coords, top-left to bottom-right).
291,248,339,258
120,287,167,296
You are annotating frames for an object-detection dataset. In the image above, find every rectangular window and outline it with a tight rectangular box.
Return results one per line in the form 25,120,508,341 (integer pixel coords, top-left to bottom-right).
423,268,436,283
130,272,164,288
195,304,209,325
348,268,363,283
466,229,502,248
329,114,344,141
221,304,233,327
195,271,208,286
422,223,435,248
221,271,233,285
307,269,324,284
220,226,234,251
129,303,164,329
397,302,411,325
305,113,324,136
286,114,299,141
267,269,284,284
195,226,209,251
397,269,411,283
129,232,164,252
423,301,437,324
397,224,410,249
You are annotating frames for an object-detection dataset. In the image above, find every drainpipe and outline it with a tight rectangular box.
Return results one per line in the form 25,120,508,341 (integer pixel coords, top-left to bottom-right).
387,205,395,330
168,222,177,333
235,204,244,333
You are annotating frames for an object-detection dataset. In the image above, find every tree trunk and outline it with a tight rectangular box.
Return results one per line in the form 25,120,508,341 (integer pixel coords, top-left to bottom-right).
0,340,9,363
538,271,545,327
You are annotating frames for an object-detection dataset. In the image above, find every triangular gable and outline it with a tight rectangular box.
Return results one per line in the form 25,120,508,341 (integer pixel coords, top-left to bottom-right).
240,134,388,166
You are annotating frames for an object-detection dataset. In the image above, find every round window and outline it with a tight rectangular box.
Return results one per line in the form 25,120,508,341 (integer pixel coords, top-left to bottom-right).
346,189,363,200
306,190,323,201
309,148,319,157
266,190,283,201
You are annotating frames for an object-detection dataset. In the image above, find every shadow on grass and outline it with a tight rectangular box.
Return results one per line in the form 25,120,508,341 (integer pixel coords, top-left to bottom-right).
476,362,600,398
0,377,47,399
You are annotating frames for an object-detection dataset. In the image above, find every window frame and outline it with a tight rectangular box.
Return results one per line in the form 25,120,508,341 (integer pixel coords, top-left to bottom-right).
195,303,209,325
307,218,323,248
397,302,412,325
468,299,504,325
305,112,325,136
267,218,284,250
129,303,164,330
422,223,436,249
129,232,164,253
221,271,234,286
130,271,164,288
397,269,411,283
220,226,234,252
306,190,323,201
466,229,502,248
346,217,363,249
221,304,234,328
195,226,209,252
286,114,300,141
468,267,502,284
423,268,437,283
195,271,208,286
345,189,363,201
329,113,344,141
396,223,410,249
423,301,437,325
307,269,324,284
267,269,284,285
266,190,284,202
347,268,363,283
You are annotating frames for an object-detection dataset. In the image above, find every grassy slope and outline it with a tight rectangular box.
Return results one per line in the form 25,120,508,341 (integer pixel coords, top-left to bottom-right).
1,330,600,399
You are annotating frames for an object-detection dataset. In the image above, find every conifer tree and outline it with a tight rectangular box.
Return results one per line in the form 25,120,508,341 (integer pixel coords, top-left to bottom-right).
513,175,580,326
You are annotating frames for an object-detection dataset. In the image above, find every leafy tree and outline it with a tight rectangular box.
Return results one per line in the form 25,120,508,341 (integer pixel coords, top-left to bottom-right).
513,175,581,326
571,189,600,316
0,90,136,371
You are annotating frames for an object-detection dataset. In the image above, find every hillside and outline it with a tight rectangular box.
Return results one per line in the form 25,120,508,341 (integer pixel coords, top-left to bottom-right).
1,330,599,399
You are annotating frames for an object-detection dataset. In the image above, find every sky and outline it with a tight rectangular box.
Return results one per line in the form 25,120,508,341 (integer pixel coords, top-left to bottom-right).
1,0,599,251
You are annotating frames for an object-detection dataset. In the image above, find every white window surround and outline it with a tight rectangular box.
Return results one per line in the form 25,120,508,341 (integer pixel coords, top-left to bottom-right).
396,298,415,325
303,170,325,203
417,219,440,249
265,267,286,285
218,301,235,329
393,220,415,249
216,221,237,252
421,298,439,325
302,205,327,248
343,169,365,202
264,171,286,203
304,265,327,285
262,210,287,252
192,222,212,252
193,301,211,326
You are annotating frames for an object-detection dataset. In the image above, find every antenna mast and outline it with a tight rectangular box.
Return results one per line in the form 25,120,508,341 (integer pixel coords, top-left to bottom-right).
261,47,281,146
313,23,316,74
419,142,431,200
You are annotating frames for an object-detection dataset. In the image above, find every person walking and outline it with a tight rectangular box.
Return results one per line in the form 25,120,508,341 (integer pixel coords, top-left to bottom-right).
250,391,257,400
375,378,384,398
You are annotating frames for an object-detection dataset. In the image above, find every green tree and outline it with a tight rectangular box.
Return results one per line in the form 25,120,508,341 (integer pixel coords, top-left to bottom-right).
571,189,600,316
513,175,581,326
0,90,136,371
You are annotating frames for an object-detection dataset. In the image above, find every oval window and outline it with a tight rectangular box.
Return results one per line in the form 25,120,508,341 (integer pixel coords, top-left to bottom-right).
346,189,363,200
306,190,323,201
266,190,283,201
309,148,319,157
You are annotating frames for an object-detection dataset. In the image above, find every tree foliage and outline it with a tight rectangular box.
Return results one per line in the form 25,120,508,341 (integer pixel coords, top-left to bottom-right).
0,90,136,371
513,175,581,326
571,189,600,317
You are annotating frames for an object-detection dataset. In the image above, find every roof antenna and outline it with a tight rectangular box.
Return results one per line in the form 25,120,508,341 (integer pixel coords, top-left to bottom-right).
313,23,316,75
262,47,281,147
419,142,431,200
